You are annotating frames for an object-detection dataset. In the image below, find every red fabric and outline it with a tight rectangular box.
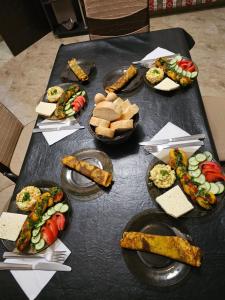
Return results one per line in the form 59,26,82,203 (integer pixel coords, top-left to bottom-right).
166,0,174,9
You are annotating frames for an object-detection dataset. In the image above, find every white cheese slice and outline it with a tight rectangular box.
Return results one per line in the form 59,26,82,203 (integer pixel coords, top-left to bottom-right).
154,77,180,91
0,212,27,241
35,102,57,117
156,185,194,218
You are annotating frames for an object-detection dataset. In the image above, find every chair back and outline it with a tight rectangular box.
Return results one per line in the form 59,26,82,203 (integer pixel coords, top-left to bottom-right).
0,103,23,168
82,0,149,40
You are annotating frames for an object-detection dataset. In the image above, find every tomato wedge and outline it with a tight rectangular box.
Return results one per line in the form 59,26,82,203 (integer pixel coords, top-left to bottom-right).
52,213,66,231
46,219,58,237
41,225,56,245
76,96,86,106
187,65,195,72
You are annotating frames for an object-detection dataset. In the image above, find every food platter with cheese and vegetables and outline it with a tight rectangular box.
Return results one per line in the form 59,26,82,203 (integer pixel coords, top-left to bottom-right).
36,82,88,120
147,149,225,218
144,55,198,92
1,182,70,254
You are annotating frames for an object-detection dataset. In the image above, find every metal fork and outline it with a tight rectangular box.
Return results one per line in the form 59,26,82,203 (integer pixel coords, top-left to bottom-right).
144,141,204,154
3,251,67,263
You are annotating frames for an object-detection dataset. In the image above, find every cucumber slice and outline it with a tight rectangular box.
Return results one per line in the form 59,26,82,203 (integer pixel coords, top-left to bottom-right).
169,58,176,65
198,182,211,192
60,204,69,213
182,70,187,77
209,183,219,194
186,71,192,78
195,153,207,163
65,108,74,115
216,182,225,194
188,157,199,166
35,238,45,251
204,151,213,161
47,207,56,216
32,227,41,237
81,91,86,96
64,103,71,111
188,164,199,171
76,91,82,96
174,65,179,72
42,213,51,221
67,111,75,117
191,71,198,79
54,202,63,212
193,174,206,185
177,67,183,74
189,169,201,178
175,55,182,62
69,96,76,103
34,220,45,228
31,233,41,244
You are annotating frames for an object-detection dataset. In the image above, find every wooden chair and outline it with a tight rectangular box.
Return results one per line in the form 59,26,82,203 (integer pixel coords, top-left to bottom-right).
203,96,225,162
82,0,149,40
0,103,35,182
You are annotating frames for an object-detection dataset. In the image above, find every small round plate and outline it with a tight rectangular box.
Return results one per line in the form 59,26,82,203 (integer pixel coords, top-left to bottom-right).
87,112,139,144
146,158,225,219
61,59,96,83
103,66,143,94
121,209,191,287
144,56,198,92
61,149,113,201
42,82,88,120
2,181,70,254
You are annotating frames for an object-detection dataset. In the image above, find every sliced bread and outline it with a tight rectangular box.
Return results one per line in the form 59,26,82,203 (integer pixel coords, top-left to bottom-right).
95,126,115,138
94,93,106,104
113,97,124,115
121,104,139,120
90,116,110,128
105,92,117,102
93,101,120,121
110,119,133,132
121,99,131,113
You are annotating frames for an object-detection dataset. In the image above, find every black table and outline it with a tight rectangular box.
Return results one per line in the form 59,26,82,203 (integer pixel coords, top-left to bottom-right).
1,28,224,300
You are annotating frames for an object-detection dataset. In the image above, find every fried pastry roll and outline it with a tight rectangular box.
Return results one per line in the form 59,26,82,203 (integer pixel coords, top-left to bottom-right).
105,65,138,93
120,231,202,267
62,155,112,187
68,58,88,82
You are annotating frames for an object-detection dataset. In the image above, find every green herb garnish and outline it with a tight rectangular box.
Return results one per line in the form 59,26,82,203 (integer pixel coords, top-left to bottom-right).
22,192,30,202
160,170,169,176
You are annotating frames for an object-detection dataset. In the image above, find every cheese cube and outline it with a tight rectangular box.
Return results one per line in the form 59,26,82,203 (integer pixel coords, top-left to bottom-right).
36,102,57,117
0,212,27,241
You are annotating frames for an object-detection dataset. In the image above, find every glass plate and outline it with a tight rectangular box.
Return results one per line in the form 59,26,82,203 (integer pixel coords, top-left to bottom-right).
146,158,225,219
103,66,144,94
61,148,113,201
61,59,96,83
2,181,70,254
121,209,191,287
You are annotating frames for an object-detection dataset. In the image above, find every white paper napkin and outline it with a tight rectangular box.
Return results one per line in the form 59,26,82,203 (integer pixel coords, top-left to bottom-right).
142,47,175,62
38,118,80,146
5,239,71,300
147,122,202,163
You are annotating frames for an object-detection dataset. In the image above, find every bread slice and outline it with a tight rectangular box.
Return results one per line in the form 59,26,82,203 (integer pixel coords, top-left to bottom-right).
89,116,110,128
121,104,139,120
93,101,120,121
113,97,124,115
110,119,133,132
95,126,115,138
121,99,131,113
105,92,117,102
94,93,106,104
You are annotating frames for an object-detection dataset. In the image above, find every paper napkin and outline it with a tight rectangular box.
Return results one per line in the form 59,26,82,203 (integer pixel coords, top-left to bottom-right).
38,118,80,146
146,122,202,163
5,239,71,300
140,47,175,67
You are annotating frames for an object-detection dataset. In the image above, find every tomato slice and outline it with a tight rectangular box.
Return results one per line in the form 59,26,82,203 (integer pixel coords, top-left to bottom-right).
52,213,66,231
187,65,195,72
53,191,64,203
46,219,58,237
41,225,56,245
76,96,86,106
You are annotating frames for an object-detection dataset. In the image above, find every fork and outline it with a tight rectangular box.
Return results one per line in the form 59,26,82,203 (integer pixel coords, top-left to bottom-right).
144,141,204,153
3,251,67,263
37,117,77,127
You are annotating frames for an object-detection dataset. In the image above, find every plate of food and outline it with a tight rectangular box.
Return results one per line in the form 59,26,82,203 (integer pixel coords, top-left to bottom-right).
144,55,198,92
61,58,96,83
88,91,139,144
103,65,143,94
1,183,70,254
146,148,225,218
61,149,113,201
120,209,202,287
36,83,87,120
